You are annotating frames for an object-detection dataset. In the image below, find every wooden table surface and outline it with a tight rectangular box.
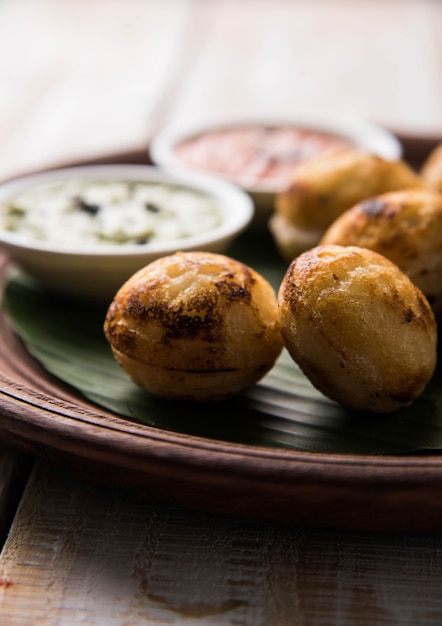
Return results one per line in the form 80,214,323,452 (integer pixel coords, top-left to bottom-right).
1,1,442,624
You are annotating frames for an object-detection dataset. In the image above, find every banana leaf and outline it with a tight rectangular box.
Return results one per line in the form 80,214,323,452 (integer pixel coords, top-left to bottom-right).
3,229,442,455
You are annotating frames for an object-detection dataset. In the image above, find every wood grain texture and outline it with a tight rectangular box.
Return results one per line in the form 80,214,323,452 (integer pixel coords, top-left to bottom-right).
0,445,32,549
0,461,442,625
0,0,441,182
164,0,442,137
0,0,196,181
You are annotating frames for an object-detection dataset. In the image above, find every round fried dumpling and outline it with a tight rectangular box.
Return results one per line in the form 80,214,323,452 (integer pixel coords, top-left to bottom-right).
278,245,437,413
321,188,442,321
421,142,442,192
104,251,283,401
269,148,423,261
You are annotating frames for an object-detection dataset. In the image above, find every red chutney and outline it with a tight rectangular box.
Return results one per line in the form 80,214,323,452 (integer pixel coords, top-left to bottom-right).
174,125,352,191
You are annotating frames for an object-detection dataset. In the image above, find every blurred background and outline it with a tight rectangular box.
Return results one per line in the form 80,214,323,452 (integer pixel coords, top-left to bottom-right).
0,0,440,181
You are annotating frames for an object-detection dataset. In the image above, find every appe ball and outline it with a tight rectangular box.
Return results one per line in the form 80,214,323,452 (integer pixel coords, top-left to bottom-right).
278,245,437,413
320,188,442,321
104,251,284,401
269,149,423,261
421,142,442,192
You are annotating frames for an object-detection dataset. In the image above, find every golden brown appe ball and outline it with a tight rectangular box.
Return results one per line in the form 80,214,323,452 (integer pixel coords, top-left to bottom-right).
320,188,442,321
278,245,437,413
104,251,284,401
421,143,442,192
269,148,423,261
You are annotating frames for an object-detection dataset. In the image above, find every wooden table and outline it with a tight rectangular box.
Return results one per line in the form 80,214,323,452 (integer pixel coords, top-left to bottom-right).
1,1,442,623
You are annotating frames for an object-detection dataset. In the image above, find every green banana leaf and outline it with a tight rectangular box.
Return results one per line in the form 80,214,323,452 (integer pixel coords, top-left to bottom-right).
3,229,442,455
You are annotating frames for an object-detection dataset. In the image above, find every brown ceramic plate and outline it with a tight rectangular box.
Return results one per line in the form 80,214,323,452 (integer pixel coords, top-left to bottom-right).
1,138,442,532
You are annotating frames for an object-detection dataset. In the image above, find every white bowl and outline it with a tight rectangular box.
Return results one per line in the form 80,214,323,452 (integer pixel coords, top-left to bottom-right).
0,164,254,303
150,116,403,226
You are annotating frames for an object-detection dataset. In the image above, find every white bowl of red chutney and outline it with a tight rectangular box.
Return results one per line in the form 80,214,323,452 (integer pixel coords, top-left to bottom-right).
149,117,402,225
